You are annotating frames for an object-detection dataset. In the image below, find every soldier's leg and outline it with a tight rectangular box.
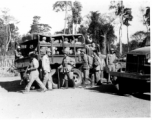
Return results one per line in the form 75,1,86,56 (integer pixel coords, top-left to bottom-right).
47,69,56,89
95,70,100,84
43,72,49,87
107,65,111,84
82,70,86,86
64,73,68,89
62,73,65,87
35,77,47,91
68,72,75,88
111,64,117,82
25,73,35,92
100,70,103,78
83,69,89,87
47,72,53,90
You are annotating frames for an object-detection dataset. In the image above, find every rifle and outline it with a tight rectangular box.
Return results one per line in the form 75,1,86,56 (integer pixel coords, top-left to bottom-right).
20,64,30,85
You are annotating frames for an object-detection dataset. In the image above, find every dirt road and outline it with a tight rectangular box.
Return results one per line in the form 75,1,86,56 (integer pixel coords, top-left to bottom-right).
0,77,150,118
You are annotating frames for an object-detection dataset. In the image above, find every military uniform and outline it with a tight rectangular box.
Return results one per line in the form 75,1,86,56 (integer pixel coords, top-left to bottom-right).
59,49,75,88
42,49,56,90
79,49,92,87
92,53,101,84
106,53,117,72
106,48,118,83
14,46,23,59
98,53,106,80
25,57,47,92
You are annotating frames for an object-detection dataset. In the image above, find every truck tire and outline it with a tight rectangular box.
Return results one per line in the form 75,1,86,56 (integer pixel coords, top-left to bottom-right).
72,68,82,87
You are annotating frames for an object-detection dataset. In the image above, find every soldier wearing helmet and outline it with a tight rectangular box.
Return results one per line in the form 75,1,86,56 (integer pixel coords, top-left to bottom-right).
41,37,47,43
14,45,23,59
79,49,93,87
58,47,75,89
106,48,118,83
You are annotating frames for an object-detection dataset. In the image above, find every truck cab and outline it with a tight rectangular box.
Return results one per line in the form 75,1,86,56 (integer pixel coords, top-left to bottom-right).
110,46,150,94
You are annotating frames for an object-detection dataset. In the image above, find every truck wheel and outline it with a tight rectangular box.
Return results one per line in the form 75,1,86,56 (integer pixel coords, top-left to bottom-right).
72,68,82,87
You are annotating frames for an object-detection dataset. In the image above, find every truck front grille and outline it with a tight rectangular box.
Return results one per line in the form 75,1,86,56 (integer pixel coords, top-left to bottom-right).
126,54,146,73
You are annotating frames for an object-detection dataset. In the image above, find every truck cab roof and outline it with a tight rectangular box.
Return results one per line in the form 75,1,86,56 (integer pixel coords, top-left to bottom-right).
128,46,150,55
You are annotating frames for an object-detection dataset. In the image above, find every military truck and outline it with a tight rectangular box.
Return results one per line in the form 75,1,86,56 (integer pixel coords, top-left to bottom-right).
14,33,94,87
110,46,150,94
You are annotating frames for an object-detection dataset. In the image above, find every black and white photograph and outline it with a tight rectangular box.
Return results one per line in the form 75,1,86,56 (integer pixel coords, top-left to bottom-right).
0,0,151,119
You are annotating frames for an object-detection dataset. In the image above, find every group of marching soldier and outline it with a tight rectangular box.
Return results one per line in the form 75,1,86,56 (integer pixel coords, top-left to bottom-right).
15,44,118,93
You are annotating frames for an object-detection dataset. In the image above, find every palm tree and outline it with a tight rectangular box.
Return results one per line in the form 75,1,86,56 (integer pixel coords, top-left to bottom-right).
88,11,100,43
144,7,150,32
109,1,125,55
53,1,72,34
72,1,82,34
98,13,116,54
88,11,117,54
123,8,133,52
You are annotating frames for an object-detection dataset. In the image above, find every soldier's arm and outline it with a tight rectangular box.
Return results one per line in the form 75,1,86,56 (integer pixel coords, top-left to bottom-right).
69,58,75,67
14,50,21,57
28,59,38,71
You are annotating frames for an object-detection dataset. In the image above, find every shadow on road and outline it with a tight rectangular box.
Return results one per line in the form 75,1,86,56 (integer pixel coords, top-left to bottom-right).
85,84,151,100
0,79,151,101
85,84,121,95
132,93,151,101
0,80,25,92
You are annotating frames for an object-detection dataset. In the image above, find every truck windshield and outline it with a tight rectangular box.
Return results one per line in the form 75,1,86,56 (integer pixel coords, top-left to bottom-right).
20,39,38,57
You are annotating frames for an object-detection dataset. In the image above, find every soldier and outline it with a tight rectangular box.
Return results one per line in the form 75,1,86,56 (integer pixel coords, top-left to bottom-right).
41,37,47,43
64,38,69,44
23,53,47,93
58,48,75,89
97,52,106,81
42,48,56,90
14,45,24,84
14,45,23,59
92,51,101,85
106,48,118,84
79,49,93,87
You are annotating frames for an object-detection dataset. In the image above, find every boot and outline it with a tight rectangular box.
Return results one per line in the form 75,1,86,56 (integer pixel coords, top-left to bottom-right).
91,74,95,87
65,80,68,89
91,80,95,87
82,79,86,88
72,80,75,89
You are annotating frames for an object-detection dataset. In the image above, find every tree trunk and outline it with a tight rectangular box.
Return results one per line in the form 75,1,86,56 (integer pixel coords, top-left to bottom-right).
75,17,78,34
119,21,122,55
5,24,11,52
72,23,75,34
64,3,68,34
102,34,107,55
127,26,129,52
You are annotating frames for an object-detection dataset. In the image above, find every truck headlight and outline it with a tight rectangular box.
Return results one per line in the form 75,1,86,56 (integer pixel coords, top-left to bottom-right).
148,59,150,63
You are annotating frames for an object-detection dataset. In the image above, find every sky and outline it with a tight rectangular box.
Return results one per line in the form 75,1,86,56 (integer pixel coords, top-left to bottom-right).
0,0,150,44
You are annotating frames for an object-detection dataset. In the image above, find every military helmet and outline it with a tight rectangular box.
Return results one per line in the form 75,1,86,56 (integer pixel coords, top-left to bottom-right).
110,48,115,51
46,48,51,53
63,47,70,54
42,37,46,40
